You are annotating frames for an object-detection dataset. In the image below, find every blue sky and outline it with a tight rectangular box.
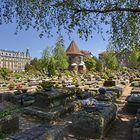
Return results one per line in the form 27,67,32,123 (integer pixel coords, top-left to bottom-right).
0,22,109,58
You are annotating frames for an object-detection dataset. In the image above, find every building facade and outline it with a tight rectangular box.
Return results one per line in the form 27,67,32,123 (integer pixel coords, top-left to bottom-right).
66,41,92,72
98,49,131,67
0,48,31,72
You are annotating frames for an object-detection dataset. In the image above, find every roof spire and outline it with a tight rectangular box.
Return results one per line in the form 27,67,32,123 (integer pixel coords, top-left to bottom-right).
66,41,83,55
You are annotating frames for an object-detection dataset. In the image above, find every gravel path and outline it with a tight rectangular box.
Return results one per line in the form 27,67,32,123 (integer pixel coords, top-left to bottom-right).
104,85,136,140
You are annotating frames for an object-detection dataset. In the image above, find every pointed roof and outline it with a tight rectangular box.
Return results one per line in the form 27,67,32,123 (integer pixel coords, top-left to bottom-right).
66,41,83,55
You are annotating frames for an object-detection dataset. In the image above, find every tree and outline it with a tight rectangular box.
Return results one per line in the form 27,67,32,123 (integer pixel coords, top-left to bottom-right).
84,57,96,71
129,50,140,68
102,52,119,70
0,68,11,80
25,58,41,74
30,58,38,69
96,60,103,72
41,46,56,75
138,56,140,64
1,1,140,50
53,36,68,71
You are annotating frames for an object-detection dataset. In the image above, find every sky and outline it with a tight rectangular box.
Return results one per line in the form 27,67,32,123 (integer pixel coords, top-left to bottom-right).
0,22,109,58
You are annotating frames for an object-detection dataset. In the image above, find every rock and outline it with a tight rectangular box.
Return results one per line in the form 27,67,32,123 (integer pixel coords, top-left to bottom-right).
94,92,116,102
0,94,3,103
33,88,76,109
24,101,81,121
37,126,65,140
0,114,19,134
70,102,117,139
105,86,123,98
126,94,140,113
132,109,140,140
103,80,116,87
23,88,80,121
10,124,48,140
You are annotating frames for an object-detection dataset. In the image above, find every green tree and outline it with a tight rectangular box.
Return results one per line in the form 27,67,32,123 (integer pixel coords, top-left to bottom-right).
138,56,140,64
41,46,56,76
48,57,56,76
30,58,38,69
96,60,103,72
84,57,96,71
0,68,11,80
53,36,68,72
129,50,140,68
1,1,140,50
102,52,119,70
25,63,33,72
25,58,41,74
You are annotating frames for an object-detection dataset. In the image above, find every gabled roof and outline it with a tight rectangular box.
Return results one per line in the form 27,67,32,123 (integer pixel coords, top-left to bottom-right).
66,41,83,55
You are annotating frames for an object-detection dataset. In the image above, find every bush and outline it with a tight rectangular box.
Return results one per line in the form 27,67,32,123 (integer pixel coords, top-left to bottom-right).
8,82,15,90
64,70,71,77
39,81,54,90
101,72,108,80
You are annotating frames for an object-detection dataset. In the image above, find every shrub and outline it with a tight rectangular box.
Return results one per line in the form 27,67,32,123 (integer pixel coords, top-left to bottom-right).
64,70,71,77
8,82,15,90
39,81,54,90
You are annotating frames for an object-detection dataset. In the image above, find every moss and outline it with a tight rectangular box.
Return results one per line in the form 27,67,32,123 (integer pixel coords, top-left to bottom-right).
0,132,7,139
0,106,21,119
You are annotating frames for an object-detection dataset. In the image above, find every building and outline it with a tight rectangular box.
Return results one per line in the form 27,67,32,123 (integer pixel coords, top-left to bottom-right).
0,48,31,72
80,50,93,57
66,41,92,72
116,48,131,67
98,49,131,67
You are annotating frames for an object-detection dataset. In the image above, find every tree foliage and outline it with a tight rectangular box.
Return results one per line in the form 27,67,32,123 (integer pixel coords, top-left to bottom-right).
84,56,96,71
53,36,68,71
35,46,56,76
0,68,11,79
25,58,41,74
101,52,119,70
25,36,68,76
128,45,140,68
0,0,140,50
95,60,103,72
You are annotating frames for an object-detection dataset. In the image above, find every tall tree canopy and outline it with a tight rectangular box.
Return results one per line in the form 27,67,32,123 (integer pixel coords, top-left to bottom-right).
0,0,140,50
53,36,68,71
128,45,140,68
101,52,119,70
40,36,68,75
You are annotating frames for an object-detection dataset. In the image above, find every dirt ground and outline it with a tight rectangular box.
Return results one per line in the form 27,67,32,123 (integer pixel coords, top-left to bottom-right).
104,85,136,140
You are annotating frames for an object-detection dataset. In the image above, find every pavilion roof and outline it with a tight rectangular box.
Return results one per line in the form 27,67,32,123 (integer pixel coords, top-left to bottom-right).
66,41,83,55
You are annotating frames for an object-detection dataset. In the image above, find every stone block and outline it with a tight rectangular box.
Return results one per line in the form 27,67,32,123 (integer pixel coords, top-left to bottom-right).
11,124,48,140
0,114,19,134
37,126,64,140
133,127,140,140
103,80,116,87
33,88,76,109
70,102,117,139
